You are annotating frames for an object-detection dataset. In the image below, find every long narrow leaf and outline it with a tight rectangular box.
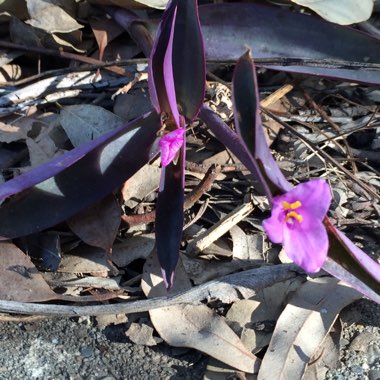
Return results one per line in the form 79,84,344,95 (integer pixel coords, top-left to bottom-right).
0,111,161,239
155,145,185,288
232,51,292,197
199,3,380,85
172,0,205,120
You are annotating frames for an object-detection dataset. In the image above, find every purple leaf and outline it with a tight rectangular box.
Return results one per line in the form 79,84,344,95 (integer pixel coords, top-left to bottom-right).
232,51,292,197
149,0,205,121
155,144,185,289
199,3,380,85
200,105,269,197
172,0,205,120
149,0,177,116
0,111,161,239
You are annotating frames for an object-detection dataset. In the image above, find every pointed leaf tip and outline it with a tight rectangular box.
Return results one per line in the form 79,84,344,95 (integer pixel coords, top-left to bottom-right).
161,267,175,289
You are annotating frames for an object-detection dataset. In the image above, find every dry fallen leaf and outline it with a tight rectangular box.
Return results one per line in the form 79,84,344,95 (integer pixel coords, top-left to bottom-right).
142,252,260,373
121,164,161,208
226,277,304,354
257,277,361,380
59,104,124,147
26,0,83,33
0,242,60,302
68,194,121,253
291,0,373,25
88,0,168,9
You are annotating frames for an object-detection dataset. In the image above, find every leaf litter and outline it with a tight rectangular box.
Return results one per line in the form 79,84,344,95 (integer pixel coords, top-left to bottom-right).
0,0,379,378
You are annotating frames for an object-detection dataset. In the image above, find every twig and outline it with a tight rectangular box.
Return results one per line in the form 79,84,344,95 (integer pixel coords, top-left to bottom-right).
121,164,220,226
0,264,301,316
0,41,126,76
303,91,358,174
262,108,380,202
186,200,255,257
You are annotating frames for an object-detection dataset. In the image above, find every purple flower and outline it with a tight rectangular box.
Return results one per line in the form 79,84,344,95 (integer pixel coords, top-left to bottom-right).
263,179,331,273
159,127,185,167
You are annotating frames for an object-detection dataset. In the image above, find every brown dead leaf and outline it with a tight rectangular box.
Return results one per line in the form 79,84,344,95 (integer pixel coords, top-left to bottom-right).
0,242,60,302
121,164,161,208
257,278,361,380
67,194,121,252
142,252,260,373
90,18,124,61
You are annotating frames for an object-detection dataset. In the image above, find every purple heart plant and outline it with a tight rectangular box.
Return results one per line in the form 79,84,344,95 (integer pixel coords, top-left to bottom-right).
148,0,205,288
202,51,379,302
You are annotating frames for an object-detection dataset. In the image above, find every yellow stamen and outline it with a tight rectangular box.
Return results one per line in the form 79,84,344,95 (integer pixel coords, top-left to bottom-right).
282,200,302,210
285,211,303,223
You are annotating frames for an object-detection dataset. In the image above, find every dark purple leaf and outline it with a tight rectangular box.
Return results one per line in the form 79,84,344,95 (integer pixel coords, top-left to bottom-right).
0,111,161,239
323,219,380,298
232,51,292,198
199,105,268,197
155,145,185,289
149,0,205,122
323,257,380,304
172,0,205,120
148,0,177,117
199,3,380,85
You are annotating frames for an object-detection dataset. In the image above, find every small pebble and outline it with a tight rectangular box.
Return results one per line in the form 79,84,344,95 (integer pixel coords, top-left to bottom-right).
369,369,380,380
80,346,94,358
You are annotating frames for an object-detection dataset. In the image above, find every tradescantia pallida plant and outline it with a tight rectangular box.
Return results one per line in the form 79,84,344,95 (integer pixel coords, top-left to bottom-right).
148,0,205,288
214,51,380,302
0,0,378,300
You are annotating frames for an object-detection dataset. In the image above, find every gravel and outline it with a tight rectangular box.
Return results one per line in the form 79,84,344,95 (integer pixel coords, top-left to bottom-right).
0,298,378,379
0,316,207,380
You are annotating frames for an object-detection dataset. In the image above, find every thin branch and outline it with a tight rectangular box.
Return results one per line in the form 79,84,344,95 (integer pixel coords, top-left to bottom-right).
0,264,301,316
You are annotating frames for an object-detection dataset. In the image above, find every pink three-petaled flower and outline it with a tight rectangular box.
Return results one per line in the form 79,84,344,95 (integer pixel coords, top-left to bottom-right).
263,179,332,272
159,125,185,167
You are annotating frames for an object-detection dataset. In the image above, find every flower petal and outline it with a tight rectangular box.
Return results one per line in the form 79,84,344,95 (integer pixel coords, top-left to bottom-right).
263,203,285,244
283,220,328,272
159,128,185,166
288,179,331,221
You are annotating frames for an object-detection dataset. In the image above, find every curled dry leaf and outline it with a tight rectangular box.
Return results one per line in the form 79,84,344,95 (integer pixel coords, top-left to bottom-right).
257,277,361,380
291,0,374,25
141,252,260,373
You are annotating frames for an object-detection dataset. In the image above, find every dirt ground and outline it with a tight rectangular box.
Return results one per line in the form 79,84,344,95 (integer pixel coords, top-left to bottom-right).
0,298,378,380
